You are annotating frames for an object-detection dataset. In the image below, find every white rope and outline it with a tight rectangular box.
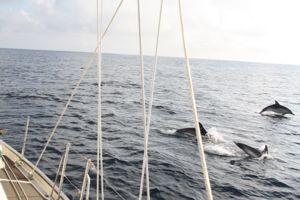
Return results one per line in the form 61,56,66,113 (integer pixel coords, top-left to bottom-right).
85,175,91,200
177,0,213,199
49,139,129,200
3,157,29,200
79,159,91,200
21,116,30,159
64,169,128,200
97,0,104,199
31,0,124,176
31,50,96,176
52,138,90,164
102,0,124,38
136,0,149,199
2,157,25,200
138,0,164,199
57,143,70,200
50,153,64,198
0,179,30,184
104,179,127,200
65,175,81,192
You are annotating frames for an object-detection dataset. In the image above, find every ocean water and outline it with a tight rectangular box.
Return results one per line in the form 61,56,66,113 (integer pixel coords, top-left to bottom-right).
0,48,299,200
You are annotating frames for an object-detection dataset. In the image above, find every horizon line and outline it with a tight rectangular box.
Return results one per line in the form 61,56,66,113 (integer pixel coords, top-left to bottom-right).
0,46,298,67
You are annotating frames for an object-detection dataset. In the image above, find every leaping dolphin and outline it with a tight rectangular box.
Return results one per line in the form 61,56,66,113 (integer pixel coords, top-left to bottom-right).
176,122,207,136
260,100,294,115
234,142,268,158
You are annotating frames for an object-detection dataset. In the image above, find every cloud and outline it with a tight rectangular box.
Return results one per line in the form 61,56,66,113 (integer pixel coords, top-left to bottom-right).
1,0,300,65
0,0,19,4
20,10,39,25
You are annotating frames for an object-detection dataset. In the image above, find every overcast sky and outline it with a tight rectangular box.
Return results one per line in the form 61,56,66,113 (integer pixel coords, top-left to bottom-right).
1,0,300,65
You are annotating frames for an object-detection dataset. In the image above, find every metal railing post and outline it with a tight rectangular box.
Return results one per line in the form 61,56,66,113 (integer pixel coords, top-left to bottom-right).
57,143,71,200
79,159,91,200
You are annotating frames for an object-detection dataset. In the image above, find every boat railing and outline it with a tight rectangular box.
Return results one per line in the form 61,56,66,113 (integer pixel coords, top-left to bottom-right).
79,159,92,200
21,116,30,160
15,117,87,200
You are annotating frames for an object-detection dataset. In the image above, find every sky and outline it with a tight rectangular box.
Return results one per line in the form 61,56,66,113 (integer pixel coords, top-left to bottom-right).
1,0,300,65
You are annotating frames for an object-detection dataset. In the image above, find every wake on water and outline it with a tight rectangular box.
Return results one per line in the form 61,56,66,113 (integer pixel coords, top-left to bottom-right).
204,127,237,157
160,127,273,159
206,127,225,143
160,126,238,157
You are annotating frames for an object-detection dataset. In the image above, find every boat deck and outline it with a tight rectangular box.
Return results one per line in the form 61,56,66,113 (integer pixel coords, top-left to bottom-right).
0,155,45,200
0,140,68,200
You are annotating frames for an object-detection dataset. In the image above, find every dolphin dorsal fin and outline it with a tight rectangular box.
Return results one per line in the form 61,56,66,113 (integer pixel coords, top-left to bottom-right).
275,100,280,105
198,122,207,136
262,145,268,155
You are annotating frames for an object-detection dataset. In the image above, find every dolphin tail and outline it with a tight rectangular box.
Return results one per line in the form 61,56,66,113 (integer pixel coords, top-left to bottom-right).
284,105,294,115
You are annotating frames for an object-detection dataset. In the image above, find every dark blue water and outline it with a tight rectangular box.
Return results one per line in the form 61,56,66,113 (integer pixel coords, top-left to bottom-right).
0,48,299,200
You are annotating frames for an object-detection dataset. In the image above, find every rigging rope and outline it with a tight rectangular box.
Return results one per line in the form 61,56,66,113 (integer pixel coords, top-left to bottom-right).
79,159,91,200
104,179,126,200
51,137,128,200
85,175,91,200
31,0,124,175
0,179,30,184
97,0,104,199
50,153,64,198
102,0,124,38
138,0,164,199
21,116,30,159
64,175,81,193
31,49,96,176
136,0,150,199
177,0,213,199
3,157,28,200
57,143,70,199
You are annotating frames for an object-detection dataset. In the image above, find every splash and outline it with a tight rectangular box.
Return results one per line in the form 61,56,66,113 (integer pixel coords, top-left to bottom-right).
204,127,237,156
205,145,236,157
207,127,225,143
258,153,273,160
159,128,177,135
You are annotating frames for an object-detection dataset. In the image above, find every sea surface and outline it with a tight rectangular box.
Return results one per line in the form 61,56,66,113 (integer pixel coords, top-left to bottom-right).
0,48,299,200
